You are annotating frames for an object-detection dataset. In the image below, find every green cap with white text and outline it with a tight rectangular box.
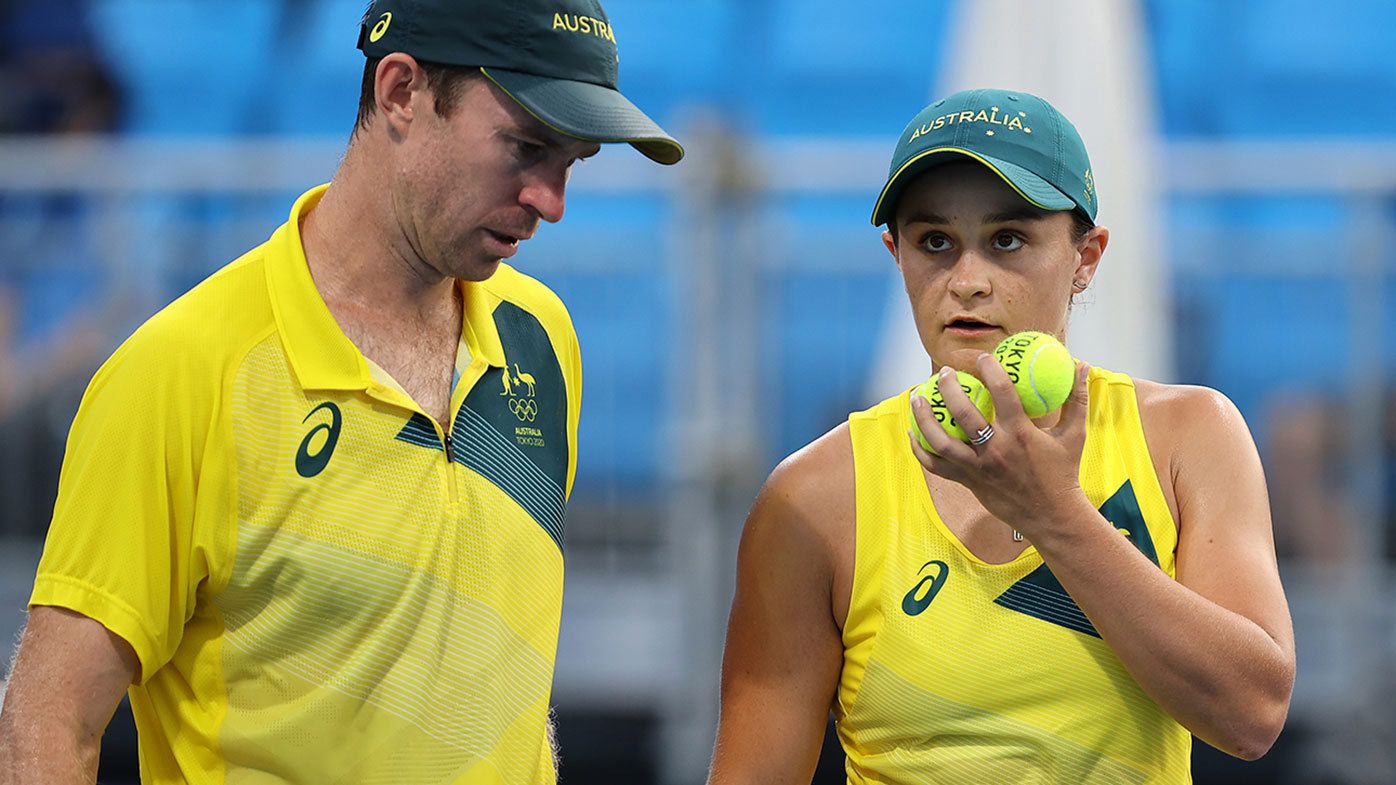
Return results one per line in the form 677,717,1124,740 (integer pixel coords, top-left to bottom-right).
357,0,683,165
871,88,1095,226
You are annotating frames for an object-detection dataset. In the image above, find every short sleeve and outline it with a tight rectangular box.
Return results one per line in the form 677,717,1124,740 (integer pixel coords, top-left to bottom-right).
29,323,222,683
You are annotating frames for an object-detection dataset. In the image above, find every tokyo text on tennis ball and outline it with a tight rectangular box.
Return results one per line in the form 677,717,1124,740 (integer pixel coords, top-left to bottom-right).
908,370,996,453
993,331,1075,417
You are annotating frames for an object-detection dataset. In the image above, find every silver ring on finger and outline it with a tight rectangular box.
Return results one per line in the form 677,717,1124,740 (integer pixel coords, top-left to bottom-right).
970,423,994,446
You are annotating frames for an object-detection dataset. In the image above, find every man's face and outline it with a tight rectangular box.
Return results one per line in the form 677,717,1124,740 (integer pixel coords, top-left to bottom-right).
883,159,1104,373
396,76,601,282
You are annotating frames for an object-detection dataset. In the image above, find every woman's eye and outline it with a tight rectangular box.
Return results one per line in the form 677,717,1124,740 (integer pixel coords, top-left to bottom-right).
992,232,1024,251
921,233,952,252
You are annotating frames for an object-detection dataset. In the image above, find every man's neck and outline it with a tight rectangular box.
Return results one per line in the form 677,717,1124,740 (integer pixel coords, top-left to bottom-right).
300,143,458,327
297,144,465,422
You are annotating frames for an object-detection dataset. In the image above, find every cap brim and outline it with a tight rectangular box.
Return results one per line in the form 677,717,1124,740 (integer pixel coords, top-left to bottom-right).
870,148,1075,226
482,67,683,166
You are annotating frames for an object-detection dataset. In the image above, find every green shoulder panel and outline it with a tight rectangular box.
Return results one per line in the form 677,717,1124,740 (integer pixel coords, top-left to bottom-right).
452,301,570,551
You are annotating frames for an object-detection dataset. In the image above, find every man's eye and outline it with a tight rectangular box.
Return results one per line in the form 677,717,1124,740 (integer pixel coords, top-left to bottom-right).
514,139,546,160
992,232,1024,251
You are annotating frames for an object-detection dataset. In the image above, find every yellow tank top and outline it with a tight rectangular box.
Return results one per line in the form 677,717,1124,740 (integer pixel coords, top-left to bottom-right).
837,367,1191,784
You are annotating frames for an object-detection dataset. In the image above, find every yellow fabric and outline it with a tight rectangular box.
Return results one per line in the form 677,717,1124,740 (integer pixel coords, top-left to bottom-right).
31,185,582,784
838,366,1191,785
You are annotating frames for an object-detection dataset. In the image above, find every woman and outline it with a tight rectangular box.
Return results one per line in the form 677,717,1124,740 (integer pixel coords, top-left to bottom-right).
706,89,1294,784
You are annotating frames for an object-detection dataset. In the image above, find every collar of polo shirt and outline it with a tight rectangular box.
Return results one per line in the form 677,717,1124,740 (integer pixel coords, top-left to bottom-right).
266,185,507,393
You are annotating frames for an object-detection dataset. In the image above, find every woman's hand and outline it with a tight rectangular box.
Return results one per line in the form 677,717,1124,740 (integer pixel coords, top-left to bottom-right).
908,354,1091,540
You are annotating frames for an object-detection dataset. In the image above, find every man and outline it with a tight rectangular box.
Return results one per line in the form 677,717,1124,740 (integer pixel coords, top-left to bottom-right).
706,89,1293,783
0,1,681,783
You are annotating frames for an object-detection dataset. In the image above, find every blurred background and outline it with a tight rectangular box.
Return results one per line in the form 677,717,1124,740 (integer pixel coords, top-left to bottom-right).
0,0,1393,783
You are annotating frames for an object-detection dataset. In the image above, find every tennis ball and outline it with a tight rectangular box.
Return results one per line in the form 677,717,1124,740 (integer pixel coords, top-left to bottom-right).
908,370,996,453
993,331,1075,417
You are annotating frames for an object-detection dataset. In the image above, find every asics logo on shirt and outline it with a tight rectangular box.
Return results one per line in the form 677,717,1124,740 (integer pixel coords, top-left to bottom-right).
296,402,342,478
902,560,950,616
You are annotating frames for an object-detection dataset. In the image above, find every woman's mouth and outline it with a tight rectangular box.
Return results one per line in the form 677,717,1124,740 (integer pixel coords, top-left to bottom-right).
945,318,998,336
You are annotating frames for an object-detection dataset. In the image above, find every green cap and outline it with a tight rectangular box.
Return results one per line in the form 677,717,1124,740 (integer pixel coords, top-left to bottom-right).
357,0,683,165
871,88,1096,226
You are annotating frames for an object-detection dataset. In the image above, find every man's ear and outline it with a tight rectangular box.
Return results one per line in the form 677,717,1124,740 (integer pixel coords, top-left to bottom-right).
373,53,426,138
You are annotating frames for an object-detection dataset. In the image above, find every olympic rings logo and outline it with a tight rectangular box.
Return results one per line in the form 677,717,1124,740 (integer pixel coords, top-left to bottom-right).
509,398,538,422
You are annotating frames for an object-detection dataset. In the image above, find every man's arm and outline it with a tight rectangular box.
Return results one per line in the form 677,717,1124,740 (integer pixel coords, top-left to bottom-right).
0,606,138,785
914,359,1295,760
707,429,851,785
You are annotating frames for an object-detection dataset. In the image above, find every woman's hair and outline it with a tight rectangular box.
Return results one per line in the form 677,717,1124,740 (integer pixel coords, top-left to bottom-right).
354,56,483,134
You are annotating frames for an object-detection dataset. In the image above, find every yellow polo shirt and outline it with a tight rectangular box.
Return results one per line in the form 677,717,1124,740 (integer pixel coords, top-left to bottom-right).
31,185,581,784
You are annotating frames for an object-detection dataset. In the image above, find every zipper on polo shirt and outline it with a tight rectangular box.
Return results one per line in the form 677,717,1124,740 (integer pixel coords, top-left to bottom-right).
367,379,460,505
441,423,459,504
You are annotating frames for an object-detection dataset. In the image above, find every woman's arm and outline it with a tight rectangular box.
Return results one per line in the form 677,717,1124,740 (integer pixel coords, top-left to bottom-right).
707,430,853,785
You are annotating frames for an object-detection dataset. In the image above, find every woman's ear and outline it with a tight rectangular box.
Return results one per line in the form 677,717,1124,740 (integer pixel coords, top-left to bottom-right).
883,228,902,271
1073,225,1109,290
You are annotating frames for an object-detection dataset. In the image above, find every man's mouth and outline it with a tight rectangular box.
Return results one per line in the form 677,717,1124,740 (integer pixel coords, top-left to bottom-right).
486,229,521,247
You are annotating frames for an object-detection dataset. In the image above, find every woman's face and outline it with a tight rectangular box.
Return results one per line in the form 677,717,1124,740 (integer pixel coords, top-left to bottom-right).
883,159,1108,373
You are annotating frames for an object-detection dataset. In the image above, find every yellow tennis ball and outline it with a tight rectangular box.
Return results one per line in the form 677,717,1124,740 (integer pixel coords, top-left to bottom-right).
993,331,1075,417
908,370,996,453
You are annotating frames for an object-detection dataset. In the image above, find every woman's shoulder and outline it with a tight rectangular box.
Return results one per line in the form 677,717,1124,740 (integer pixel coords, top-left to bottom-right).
764,421,857,523
1132,378,1246,436
1130,377,1257,500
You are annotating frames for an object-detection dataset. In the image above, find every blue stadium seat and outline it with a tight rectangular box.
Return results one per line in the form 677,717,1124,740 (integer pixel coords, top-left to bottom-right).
597,0,736,126
269,0,364,135
89,0,281,134
555,271,671,489
1147,0,1396,135
741,0,952,135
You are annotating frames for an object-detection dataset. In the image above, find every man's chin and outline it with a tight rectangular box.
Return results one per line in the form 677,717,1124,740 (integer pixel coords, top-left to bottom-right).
447,251,504,282
464,259,503,282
